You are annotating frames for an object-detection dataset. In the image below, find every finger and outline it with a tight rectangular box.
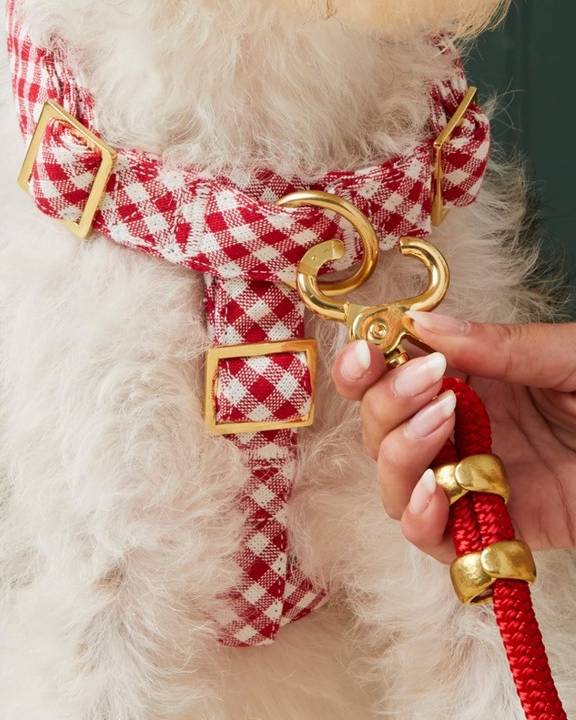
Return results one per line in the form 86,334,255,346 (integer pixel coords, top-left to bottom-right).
332,340,388,400
401,470,454,564
407,312,576,392
377,391,456,518
360,353,447,458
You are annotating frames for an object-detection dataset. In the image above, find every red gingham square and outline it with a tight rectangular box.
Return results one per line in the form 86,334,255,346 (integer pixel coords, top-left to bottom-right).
215,352,312,426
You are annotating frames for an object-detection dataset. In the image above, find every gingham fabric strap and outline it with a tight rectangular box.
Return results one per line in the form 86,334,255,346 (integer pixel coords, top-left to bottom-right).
6,0,491,646
6,0,490,286
204,275,325,645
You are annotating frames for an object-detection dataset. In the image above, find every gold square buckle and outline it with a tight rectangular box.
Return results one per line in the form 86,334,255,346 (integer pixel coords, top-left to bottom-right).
432,86,477,227
205,339,318,435
18,100,117,240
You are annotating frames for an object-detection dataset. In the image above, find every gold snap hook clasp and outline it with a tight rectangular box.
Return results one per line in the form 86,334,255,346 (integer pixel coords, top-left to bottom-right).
279,191,450,368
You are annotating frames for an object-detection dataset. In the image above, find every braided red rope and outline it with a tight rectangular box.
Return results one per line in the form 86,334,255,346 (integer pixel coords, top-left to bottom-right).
437,378,567,720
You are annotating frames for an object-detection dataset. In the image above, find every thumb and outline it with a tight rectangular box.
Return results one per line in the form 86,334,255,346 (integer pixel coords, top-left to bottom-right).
407,311,576,392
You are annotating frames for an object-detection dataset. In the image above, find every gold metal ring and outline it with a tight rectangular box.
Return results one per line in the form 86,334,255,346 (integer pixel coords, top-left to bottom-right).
277,190,380,297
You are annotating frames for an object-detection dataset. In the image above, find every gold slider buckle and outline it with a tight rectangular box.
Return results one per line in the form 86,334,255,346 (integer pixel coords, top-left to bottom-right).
18,100,117,239
450,540,537,605
432,86,478,227
205,339,318,435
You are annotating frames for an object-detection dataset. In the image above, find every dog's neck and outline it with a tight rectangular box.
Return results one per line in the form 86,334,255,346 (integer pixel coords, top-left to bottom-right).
22,0,453,177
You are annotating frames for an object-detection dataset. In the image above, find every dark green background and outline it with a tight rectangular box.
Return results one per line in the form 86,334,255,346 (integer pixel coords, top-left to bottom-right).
467,0,575,315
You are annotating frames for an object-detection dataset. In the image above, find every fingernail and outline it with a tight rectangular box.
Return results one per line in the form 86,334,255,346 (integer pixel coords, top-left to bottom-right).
407,310,471,336
406,390,456,439
340,340,371,382
409,469,437,515
393,352,447,398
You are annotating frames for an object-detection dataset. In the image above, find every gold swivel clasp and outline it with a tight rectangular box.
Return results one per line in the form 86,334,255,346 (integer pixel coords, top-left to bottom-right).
278,190,450,368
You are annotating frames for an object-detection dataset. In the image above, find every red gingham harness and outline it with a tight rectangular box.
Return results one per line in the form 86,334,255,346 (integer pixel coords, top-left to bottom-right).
6,0,490,646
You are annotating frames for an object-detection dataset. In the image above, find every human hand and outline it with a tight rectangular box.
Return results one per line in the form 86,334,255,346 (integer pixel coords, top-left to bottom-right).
331,313,576,563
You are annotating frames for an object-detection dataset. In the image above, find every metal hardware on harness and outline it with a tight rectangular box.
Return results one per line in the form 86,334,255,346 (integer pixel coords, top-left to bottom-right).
450,540,537,605
277,190,380,297
18,100,117,239
204,339,318,435
434,454,511,506
432,86,478,227
288,192,450,368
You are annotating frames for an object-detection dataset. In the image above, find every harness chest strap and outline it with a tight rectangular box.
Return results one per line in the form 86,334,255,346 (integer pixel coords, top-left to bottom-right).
6,0,490,646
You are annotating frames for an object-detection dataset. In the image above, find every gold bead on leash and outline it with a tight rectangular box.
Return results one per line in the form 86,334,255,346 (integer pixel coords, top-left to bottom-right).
434,454,536,604
450,541,537,605
434,454,511,506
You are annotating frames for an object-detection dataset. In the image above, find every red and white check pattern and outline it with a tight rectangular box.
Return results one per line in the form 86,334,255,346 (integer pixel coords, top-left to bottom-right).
6,0,491,287
211,431,326,646
215,351,312,426
203,275,324,645
204,276,313,428
6,0,491,646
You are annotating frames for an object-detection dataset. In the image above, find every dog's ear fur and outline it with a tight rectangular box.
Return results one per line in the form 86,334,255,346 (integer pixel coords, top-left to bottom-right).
454,0,511,37
292,0,511,38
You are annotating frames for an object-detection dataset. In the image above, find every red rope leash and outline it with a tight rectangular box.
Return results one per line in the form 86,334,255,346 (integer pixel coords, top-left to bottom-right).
437,377,567,720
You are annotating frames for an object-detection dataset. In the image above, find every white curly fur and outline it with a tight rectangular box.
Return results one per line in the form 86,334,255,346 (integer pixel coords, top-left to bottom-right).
0,1,574,719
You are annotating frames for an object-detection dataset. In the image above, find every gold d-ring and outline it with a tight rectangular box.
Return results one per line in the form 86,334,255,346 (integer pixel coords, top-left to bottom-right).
277,191,380,297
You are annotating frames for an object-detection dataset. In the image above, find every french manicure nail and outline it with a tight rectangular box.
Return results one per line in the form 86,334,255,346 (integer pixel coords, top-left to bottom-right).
340,340,371,382
407,310,471,336
406,390,456,439
393,352,447,398
409,469,437,515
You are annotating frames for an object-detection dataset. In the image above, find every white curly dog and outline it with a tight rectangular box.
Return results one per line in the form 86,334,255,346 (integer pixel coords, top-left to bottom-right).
0,1,573,718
